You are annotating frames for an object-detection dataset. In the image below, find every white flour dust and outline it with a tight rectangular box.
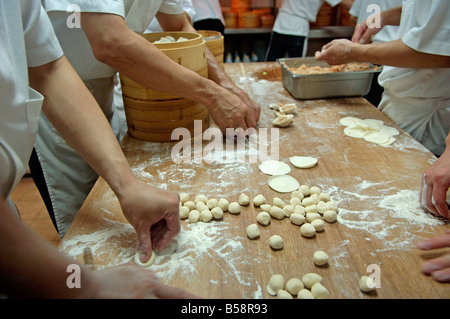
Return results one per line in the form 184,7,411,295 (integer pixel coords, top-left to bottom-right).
323,181,447,251
61,218,265,299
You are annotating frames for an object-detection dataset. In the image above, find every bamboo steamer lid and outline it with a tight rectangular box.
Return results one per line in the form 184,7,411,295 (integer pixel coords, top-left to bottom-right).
239,12,260,28
197,30,224,65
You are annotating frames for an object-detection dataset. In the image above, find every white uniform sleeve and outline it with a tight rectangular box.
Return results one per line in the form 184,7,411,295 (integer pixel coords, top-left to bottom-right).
21,1,63,67
159,0,184,15
42,0,125,17
402,0,450,56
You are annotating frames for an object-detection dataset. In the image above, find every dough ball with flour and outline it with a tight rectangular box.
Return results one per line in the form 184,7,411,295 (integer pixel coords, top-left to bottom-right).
290,213,306,226
311,218,325,232
194,194,208,204
238,193,250,205
302,273,322,289
179,193,189,204
286,278,304,296
266,274,285,296
246,223,260,239
256,211,271,226
211,206,224,219
253,194,266,206
297,289,314,299
228,202,241,214
269,206,285,220
218,198,229,211
323,210,338,223
188,210,200,223
313,250,329,266
179,206,190,219
359,275,376,292
311,282,329,299
200,209,213,222
184,201,196,211
269,235,284,250
206,198,218,209
276,289,293,299
300,223,316,237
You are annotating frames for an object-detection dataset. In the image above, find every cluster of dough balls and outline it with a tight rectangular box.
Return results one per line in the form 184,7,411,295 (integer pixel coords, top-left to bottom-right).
179,192,250,223
253,185,339,242
266,272,330,299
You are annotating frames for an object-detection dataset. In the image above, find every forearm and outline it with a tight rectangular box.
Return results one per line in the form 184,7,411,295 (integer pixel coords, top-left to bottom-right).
380,6,402,27
0,199,96,298
28,56,136,200
351,40,450,68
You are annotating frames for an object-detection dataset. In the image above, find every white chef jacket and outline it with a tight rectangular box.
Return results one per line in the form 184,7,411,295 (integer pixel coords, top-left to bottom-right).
145,0,195,33
378,0,450,156
191,0,225,25
350,0,402,43
272,0,342,37
36,0,184,236
0,1,63,212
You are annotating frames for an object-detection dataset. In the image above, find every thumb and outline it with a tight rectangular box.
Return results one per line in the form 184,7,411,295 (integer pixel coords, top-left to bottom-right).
136,223,153,263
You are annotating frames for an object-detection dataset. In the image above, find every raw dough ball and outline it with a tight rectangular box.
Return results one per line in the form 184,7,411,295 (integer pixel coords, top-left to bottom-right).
179,206,190,219
323,210,338,223
206,198,218,209
302,273,322,289
179,193,189,204
184,201,196,211
228,202,241,214
260,204,272,212
305,204,319,214
317,201,328,214
309,186,321,195
290,213,306,226
302,197,315,207
253,194,266,206
298,185,310,196
289,156,318,169
311,282,329,299
269,235,284,250
273,197,286,208
359,275,376,292
194,194,208,204
269,206,285,219
238,193,250,205
188,210,200,223
268,175,300,193
259,160,291,176
291,190,304,200
286,278,304,296
319,192,331,202
246,223,260,239
266,274,285,296
273,114,294,127
256,211,271,226
306,212,321,223
311,218,325,232
309,193,320,205
290,197,302,207
297,289,314,299
211,206,224,219
200,209,213,222
218,198,229,211
300,223,316,237
134,251,156,267
294,205,305,216
196,201,208,212
327,201,338,211
283,204,295,217
276,289,293,299
313,251,329,266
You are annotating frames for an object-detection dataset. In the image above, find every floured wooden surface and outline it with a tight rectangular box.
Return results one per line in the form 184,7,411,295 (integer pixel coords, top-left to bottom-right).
60,62,449,299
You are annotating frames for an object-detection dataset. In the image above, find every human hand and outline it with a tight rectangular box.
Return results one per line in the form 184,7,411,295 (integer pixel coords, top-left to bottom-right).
417,230,450,283
88,264,202,298
314,39,357,65
117,179,181,263
420,143,450,218
352,20,381,44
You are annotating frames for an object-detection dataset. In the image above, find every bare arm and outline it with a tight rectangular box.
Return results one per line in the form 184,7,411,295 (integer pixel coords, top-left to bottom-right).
315,38,450,68
28,56,181,262
81,12,259,133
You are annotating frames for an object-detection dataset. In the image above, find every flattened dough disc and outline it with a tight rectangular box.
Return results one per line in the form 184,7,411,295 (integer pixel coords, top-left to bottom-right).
134,251,156,267
259,160,291,175
268,175,300,193
289,156,318,169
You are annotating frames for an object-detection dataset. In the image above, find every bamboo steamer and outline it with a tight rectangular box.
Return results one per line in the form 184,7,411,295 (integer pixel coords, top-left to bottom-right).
197,30,224,65
120,32,210,142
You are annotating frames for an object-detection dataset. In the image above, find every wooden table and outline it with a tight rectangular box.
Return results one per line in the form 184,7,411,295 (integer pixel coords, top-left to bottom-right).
60,62,449,299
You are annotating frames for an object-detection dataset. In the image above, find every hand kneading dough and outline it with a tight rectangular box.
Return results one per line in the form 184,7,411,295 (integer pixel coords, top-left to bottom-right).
134,251,156,267
228,202,241,214
269,235,284,249
256,211,271,225
268,175,300,193
289,156,318,168
246,223,260,239
266,274,285,296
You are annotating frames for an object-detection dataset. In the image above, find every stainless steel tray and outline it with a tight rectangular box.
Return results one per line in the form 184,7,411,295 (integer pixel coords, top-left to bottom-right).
278,57,382,100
